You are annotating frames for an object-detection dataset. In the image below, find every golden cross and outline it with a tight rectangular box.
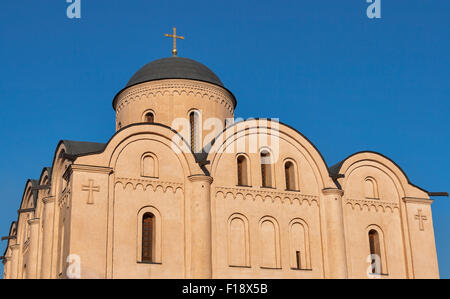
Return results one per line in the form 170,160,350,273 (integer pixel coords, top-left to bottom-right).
164,27,184,57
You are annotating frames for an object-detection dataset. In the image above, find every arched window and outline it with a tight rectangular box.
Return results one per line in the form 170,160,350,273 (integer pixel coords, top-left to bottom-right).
237,155,249,186
141,152,159,178
365,177,379,199
368,229,382,274
144,112,154,123
189,111,200,153
142,213,155,262
285,161,296,191
260,150,272,188
137,207,162,264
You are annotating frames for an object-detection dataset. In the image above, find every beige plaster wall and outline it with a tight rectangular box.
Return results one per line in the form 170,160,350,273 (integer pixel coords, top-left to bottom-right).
114,79,235,147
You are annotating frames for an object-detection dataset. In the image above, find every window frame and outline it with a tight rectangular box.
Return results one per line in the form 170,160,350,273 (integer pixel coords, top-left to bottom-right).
137,206,162,264
260,148,275,188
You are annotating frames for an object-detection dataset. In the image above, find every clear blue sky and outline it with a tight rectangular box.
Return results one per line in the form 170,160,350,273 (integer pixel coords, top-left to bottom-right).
0,1,448,278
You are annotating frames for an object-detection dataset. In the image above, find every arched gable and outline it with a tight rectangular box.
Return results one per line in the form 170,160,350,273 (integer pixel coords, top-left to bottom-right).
18,180,38,211
333,152,429,200
14,180,39,246
2,222,17,257
74,123,202,178
207,119,336,192
34,167,52,221
49,142,74,196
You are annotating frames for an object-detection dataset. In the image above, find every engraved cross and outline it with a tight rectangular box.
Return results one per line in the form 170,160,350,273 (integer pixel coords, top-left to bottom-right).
82,179,100,205
415,209,427,231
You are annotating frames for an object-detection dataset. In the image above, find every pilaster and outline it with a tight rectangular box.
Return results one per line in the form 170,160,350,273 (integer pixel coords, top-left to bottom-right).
187,175,214,278
322,188,348,278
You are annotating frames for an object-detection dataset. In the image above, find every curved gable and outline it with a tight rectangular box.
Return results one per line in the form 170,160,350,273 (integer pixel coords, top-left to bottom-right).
333,151,429,200
75,123,203,178
207,119,336,191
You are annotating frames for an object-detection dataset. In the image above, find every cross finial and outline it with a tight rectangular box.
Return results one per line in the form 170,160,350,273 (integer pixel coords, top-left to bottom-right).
164,27,185,57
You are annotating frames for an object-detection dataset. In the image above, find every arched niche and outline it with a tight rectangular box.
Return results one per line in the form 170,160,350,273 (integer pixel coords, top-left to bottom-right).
259,216,281,269
227,213,251,267
289,218,311,270
140,152,159,178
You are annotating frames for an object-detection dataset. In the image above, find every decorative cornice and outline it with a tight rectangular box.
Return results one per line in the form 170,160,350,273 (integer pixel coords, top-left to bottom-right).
115,177,183,194
188,175,214,184
27,218,40,226
322,188,344,197
215,186,319,206
402,197,434,205
344,198,399,213
70,164,114,174
42,196,56,205
115,80,235,114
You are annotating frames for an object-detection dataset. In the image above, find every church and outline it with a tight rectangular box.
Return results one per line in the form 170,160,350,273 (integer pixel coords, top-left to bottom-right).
1,30,443,279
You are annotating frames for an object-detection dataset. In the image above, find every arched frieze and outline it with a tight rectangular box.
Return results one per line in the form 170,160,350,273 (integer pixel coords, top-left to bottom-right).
115,80,235,114
115,177,183,194
215,187,319,207
344,198,399,213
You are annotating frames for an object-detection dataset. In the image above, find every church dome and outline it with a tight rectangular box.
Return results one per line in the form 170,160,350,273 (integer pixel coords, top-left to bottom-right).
125,57,225,89
113,56,236,110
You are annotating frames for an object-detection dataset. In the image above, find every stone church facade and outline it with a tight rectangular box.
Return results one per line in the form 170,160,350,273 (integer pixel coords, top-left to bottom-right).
1,56,441,279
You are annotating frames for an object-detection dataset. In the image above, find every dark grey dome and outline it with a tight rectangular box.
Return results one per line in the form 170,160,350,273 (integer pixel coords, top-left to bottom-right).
126,57,224,88
113,56,236,109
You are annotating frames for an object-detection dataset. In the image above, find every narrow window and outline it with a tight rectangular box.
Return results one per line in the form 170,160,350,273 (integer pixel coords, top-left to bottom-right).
142,213,155,262
237,155,248,186
285,161,296,190
261,151,272,187
144,112,154,123
189,111,200,153
369,229,382,274
295,251,301,270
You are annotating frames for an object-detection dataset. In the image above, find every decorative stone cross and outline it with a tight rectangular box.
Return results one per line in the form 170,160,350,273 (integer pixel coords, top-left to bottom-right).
415,209,427,231
82,179,100,205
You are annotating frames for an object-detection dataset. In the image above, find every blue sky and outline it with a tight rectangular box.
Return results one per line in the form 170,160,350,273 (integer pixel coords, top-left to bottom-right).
0,0,448,278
